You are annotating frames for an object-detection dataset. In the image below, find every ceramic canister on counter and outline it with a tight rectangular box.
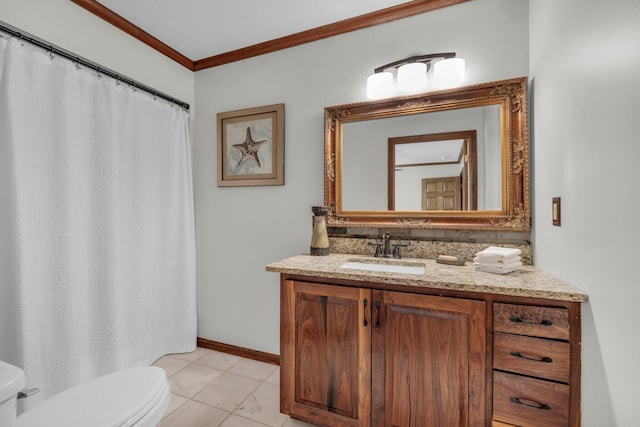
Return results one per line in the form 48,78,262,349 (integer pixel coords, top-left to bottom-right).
310,206,329,256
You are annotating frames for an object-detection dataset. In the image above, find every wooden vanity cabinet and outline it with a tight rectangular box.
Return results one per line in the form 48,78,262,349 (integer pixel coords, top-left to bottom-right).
491,303,581,427
271,254,585,426
371,290,486,427
280,280,371,426
280,278,486,427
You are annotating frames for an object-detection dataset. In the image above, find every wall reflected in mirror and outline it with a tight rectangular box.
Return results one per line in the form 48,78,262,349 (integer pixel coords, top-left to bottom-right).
341,104,502,212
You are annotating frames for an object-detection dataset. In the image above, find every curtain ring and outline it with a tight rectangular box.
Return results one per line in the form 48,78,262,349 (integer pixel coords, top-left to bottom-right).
48,46,54,60
74,57,81,70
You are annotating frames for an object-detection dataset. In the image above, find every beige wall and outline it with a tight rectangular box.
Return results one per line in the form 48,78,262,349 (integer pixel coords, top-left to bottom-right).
192,0,529,354
530,0,640,425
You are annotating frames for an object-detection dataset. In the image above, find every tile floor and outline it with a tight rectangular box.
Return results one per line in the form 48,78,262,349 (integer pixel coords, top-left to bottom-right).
154,347,318,427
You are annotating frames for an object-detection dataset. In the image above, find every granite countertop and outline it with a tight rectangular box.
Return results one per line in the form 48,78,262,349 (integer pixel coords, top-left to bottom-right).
266,254,588,303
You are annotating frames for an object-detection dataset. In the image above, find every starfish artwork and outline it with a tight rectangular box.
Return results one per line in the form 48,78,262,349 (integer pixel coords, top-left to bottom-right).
232,127,267,168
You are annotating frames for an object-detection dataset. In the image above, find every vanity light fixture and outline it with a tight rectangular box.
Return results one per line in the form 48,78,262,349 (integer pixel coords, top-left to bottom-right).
366,52,465,99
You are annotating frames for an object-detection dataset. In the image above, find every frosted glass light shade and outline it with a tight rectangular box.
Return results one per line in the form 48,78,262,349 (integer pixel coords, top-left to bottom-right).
433,58,465,89
397,62,427,93
366,71,394,99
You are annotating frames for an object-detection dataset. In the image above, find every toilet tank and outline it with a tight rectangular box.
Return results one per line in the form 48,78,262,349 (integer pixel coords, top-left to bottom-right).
0,361,26,427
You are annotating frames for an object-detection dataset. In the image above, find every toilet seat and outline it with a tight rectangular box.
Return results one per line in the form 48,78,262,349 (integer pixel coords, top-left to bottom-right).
16,366,169,427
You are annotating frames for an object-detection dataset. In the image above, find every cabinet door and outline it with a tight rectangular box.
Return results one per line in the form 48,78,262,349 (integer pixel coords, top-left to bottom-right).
371,291,486,427
281,280,371,427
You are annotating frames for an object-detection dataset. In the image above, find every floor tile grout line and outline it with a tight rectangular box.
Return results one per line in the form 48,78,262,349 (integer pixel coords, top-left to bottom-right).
194,356,279,386
227,373,268,419
190,372,261,413
165,377,275,426
158,349,299,427
196,365,276,425
164,356,267,421
168,365,225,401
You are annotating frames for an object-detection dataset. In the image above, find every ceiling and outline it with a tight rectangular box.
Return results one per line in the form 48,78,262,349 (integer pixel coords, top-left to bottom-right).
395,140,464,166
71,0,468,71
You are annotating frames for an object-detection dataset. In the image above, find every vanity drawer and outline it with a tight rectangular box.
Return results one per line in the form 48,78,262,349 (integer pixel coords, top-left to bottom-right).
494,332,570,383
494,303,570,340
493,371,570,427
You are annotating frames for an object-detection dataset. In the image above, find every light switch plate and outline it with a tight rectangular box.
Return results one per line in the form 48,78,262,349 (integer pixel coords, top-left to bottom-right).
552,197,561,226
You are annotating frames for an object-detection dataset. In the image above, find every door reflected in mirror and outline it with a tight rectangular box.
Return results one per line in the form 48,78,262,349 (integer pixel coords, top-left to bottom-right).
389,130,480,211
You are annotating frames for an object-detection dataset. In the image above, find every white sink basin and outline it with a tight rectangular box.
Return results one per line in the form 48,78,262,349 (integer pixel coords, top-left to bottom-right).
339,261,425,275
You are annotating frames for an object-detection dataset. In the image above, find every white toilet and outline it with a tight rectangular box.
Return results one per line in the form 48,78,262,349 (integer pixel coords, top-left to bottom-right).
0,360,170,427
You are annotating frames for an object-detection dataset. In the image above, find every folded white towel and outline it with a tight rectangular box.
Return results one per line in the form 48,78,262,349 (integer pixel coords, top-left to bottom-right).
473,255,521,265
475,260,522,270
475,246,522,258
474,261,522,274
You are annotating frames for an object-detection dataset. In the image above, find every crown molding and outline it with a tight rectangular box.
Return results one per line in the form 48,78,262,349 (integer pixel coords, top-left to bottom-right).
71,0,195,69
71,0,469,72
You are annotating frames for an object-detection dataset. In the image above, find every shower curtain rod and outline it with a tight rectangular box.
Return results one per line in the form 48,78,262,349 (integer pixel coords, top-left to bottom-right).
0,22,190,110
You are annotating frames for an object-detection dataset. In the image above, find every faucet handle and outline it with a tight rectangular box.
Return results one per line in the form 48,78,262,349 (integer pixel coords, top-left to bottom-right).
374,244,383,257
367,241,383,257
392,242,409,258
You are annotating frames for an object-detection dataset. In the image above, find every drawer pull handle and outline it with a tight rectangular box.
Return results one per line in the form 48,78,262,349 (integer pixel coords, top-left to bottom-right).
509,396,552,411
375,301,381,329
363,299,368,327
509,315,552,326
509,351,553,363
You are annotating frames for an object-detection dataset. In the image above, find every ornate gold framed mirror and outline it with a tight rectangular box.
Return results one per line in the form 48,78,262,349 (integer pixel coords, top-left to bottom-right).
324,77,529,231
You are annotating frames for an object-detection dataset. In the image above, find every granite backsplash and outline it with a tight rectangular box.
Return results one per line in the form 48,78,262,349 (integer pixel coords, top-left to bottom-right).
328,228,532,265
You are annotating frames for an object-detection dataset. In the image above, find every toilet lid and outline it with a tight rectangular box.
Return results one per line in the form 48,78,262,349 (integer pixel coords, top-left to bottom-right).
17,366,169,427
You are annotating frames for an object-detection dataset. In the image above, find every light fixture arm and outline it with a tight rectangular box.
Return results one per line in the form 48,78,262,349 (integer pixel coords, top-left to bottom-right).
366,52,464,99
373,52,456,73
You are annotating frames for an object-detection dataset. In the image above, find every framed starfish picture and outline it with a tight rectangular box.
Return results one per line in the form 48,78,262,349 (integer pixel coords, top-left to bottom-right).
217,103,285,186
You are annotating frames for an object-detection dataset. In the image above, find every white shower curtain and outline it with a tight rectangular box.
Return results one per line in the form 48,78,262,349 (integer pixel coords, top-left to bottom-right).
0,37,196,407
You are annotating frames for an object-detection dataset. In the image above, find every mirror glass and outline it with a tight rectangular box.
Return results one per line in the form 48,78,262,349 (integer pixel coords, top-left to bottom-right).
324,77,530,231
341,104,501,211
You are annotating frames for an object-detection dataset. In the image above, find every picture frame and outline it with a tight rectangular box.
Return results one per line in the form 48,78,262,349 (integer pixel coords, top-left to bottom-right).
217,103,285,187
